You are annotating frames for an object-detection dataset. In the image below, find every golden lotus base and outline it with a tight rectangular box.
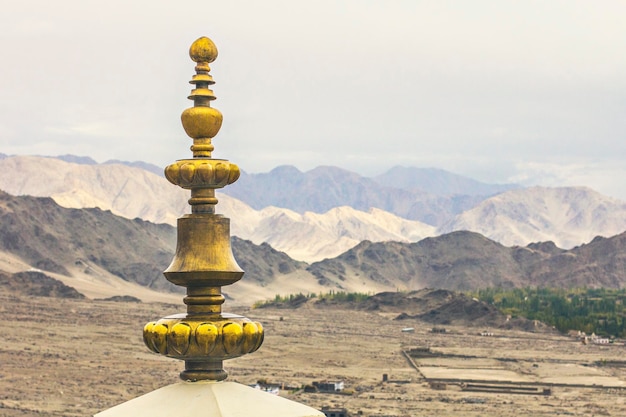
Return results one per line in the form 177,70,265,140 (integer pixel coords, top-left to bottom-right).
143,313,264,380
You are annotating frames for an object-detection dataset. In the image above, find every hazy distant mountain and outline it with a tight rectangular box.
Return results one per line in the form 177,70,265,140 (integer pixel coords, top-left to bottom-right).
0,155,188,225
373,166,518,196
400,194,487,226
220,198,436,262
55,154,164,176
0,156,436,261
103,159,164,177
55,154,98,165
226,165,416,212
439,186,626,249
223,165,509,225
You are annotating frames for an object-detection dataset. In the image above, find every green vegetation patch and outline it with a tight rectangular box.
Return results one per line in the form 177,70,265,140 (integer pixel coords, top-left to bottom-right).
255,287,626,338
469,287,626,338
253,290,372,309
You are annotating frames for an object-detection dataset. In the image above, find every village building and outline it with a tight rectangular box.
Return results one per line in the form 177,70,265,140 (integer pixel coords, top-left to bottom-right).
321,406,349,417
313,381,345,392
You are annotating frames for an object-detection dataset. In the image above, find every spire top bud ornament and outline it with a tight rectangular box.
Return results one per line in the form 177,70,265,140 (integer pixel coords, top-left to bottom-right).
189,36,218,64
164,37,239,214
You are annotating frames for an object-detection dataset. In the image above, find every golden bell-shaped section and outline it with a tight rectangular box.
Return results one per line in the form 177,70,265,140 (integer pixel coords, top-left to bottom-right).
143,36,262,382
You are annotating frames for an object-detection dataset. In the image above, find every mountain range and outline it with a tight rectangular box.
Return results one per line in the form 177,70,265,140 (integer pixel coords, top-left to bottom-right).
0,190,624,305
1,155,625,263
0,154,624,303
224,165,518,226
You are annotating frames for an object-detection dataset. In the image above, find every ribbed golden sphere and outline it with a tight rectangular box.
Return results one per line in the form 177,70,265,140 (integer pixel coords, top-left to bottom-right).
189,36,218,63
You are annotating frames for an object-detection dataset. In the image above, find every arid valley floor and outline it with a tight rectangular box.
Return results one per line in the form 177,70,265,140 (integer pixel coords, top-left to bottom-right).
2,293,626,416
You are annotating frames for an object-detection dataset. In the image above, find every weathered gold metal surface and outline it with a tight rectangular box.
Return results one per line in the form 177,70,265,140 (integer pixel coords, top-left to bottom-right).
181,106,222,138
143,314,264,359
142,36,262,382
189,36,218,64
164,159,239,189
164,214,243,287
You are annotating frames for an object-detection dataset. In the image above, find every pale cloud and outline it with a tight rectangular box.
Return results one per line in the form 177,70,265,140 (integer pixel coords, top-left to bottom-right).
45,122,117,137
508,161,626,201
8,18,57,36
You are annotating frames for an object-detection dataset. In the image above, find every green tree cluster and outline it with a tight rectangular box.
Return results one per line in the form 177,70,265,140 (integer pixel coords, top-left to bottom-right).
469,287,626,338
253,290,371,308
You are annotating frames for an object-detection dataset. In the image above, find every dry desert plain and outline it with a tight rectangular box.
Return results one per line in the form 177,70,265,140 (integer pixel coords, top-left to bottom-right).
2,292,626,416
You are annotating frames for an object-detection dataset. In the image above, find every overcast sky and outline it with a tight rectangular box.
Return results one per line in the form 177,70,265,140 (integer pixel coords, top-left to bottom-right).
1,1,625,199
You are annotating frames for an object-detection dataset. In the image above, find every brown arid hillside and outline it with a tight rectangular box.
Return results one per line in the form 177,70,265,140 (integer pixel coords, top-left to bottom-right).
525,233,626,288
231,238,308,285
0,270,85,299
0,192,309,303
0,190,177,293
307,230,626,291
261,289,553,333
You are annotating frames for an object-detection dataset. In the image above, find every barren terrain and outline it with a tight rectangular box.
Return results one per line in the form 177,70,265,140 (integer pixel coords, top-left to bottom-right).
2,293,626,416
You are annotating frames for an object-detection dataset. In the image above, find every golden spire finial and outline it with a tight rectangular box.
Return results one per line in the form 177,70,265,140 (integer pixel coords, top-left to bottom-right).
96,36,323,417
143,36,263,382
164,37,239,214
